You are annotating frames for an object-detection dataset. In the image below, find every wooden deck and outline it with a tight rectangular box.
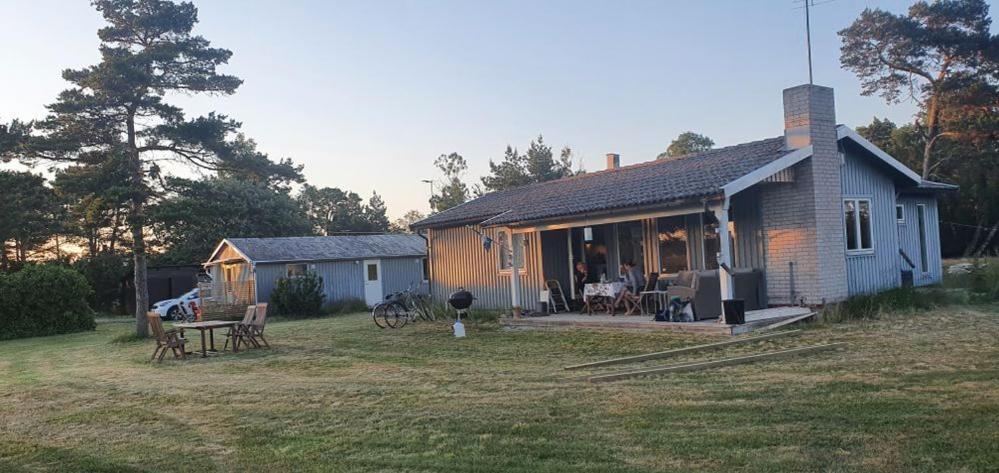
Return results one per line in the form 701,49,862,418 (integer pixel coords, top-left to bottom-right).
502,306,815,336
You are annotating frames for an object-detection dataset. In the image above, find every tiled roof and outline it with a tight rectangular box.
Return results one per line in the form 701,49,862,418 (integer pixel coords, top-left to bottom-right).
222,235,426,263
413,136,790,229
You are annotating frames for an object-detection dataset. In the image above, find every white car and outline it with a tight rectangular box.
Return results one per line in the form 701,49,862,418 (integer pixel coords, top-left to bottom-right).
151,288,201,321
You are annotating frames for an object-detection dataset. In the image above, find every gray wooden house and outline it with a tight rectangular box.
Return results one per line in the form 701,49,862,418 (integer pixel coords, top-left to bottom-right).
412,84,956,317
203,235,428,308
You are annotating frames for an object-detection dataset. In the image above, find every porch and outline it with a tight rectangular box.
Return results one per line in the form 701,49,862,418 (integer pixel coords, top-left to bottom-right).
503,306,813,336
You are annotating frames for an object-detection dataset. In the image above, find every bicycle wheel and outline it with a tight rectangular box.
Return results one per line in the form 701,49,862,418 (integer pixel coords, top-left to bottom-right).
384,302,409,328
372,303,389,329
415,296,435,321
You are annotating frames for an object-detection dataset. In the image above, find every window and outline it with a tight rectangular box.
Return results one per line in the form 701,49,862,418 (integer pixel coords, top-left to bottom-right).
421,257,429,281
286,263,307,278
617,221,644,273
844,199,873,253
657,216,689,273
917,204,928,273
702,214,720,270
366,263,379,281
896,204,905,224
498,230,524,271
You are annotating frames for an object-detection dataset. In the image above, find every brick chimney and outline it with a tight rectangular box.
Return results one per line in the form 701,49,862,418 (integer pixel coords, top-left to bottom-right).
606,153,620,170
764,84,848,304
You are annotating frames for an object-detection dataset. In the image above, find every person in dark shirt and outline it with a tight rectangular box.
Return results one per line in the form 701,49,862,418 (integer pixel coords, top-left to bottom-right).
573,261,593,299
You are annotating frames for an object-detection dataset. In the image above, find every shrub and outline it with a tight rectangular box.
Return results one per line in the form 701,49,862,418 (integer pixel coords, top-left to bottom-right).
270,271,325,317
967,261,999,302
323,297,368,316
823,286,966,322
0,265,96,340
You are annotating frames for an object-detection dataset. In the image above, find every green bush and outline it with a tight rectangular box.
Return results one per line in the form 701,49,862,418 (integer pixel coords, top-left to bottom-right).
967,261,999,302
823,286,967,322
270,271,326,317
0,265,96,340
323,297,368,316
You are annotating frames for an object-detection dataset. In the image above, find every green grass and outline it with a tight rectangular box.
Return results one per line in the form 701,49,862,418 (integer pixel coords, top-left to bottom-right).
1,306,998,472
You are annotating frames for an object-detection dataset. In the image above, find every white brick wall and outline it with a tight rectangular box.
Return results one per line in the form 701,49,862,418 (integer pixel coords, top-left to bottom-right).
761,85,848,305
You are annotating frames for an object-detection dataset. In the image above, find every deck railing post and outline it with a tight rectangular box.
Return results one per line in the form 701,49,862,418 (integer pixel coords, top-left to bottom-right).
712,199,735,322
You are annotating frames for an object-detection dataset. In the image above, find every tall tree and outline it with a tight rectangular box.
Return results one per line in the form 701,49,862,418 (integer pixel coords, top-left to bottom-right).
430,152,471,212
658,131,714,159
0,171,61,270
17,0,245,336
839,0,998,178
298,185,388,234
51,154,132,256
151,177,313,264
481,135,577,192
391,210,426,233
363,192,390,233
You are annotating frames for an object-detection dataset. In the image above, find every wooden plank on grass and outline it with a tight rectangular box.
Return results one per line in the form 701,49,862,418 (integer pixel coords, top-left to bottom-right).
563,330,801,371
754,312,816,332
584,342,846,383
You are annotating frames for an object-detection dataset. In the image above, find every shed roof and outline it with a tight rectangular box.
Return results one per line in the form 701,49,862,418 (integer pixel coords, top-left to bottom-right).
207,235,427,264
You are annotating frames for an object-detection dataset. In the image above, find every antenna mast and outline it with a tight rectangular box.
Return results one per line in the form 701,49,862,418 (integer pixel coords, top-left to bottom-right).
805,0,813,84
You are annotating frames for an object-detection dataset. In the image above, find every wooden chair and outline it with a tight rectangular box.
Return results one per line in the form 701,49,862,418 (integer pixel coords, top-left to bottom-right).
244,303,269,348
224,305,256,352
147,311,186,362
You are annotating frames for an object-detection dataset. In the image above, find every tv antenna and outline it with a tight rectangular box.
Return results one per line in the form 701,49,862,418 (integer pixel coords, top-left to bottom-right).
794,0,835,84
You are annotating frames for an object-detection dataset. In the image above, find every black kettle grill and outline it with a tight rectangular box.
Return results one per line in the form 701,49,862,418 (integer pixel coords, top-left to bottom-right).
448,289,475,311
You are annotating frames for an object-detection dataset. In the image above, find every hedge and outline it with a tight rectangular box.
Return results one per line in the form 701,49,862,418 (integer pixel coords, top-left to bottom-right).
0,265,96,340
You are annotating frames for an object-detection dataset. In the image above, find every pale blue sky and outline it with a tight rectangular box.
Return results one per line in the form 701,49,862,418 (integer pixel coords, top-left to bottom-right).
3,0,989,218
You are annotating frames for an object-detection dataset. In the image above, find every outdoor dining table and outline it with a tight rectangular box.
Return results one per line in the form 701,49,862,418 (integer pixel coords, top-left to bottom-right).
583,282,626,315
173,320,238,358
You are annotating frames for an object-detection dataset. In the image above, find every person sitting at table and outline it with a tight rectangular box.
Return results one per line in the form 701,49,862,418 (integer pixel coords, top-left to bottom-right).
615,261,645,312
573,261,594,298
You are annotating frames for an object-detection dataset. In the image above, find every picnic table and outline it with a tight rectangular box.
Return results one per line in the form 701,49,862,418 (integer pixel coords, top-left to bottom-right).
583,282,626,315
173,320,238,358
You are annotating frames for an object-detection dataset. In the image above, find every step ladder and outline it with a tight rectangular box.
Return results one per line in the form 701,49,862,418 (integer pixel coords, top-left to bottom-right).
545,280,570,313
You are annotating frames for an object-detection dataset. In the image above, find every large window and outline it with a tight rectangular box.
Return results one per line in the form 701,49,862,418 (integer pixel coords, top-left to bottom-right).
617,221,644,273
657,216,689,273
582,226,608,280
844,199,873,253
702,214,720,270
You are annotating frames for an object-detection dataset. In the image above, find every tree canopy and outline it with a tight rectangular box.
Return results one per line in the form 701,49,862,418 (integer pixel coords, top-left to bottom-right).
298,185,391,235
429,152,471,213
658,132,715,159
480,135,577,192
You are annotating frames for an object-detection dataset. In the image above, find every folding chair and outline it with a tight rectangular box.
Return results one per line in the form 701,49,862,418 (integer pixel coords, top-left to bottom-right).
147,312,186,362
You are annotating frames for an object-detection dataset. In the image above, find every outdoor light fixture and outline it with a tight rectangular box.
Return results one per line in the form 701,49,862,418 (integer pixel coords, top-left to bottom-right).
584,227,593,241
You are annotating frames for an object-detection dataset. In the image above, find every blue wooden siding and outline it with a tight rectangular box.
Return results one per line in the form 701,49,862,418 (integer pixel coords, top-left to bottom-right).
841,149,903,295
380,257,428,296
426,226,545,312
897,196,943,286
254,260,364,304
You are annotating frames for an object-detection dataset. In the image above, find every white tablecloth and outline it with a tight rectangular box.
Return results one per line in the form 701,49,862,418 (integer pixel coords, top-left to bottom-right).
583,282,626,298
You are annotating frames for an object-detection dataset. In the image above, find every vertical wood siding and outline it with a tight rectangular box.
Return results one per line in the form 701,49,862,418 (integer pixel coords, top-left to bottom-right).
841,150,903,295
731,189,766,270
381,257,429,296
254,261,364,303
897,196,943,286
540,230,571,292
427,226,544,311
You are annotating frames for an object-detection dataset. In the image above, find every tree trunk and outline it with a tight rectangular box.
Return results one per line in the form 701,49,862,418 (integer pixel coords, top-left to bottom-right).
127,112,149,338
973,221,999,258
963,217,984,257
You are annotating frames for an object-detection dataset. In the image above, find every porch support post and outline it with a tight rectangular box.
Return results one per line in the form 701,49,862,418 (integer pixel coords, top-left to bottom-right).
567,229,576,298
510,231,522,319
711,198,735,322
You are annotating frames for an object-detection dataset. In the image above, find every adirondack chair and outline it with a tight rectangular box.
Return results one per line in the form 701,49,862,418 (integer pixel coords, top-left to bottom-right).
244,303,269,349
147,311,186,362
223,305,256,352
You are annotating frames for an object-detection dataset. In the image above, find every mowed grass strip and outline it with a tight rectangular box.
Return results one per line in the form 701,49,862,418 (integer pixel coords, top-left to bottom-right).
0,307,997,472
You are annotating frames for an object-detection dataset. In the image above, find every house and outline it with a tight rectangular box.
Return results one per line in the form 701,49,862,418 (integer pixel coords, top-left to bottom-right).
202,235,428,311
411,84,956,318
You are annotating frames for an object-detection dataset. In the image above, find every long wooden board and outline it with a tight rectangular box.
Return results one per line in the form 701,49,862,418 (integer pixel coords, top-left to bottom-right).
562,330,801,371
583,342,846,383
754,312,816,332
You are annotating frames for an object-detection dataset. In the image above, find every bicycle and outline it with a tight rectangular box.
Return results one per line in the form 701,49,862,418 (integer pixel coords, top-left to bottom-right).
371,283,435,329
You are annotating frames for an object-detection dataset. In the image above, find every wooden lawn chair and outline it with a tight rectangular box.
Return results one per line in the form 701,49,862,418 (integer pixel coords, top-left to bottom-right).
147,311,186,362
244,303,269,348
224,305,256,352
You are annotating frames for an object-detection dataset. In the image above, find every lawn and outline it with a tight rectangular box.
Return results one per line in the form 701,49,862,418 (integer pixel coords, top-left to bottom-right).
1,307,998,472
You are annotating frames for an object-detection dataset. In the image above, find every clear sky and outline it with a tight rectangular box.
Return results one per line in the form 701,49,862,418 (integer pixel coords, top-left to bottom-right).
3,0,986,219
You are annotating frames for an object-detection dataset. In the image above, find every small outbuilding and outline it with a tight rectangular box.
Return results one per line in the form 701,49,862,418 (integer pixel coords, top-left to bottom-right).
203,235,428,308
